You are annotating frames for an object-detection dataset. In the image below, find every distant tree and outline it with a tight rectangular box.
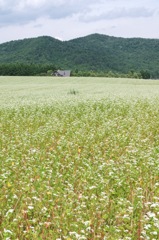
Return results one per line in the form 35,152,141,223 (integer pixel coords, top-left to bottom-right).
47,70,53,76
140,70,151,79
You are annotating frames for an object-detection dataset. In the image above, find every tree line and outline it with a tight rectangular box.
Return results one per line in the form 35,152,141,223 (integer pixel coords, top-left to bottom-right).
71,69,151,79
0,63,152,79
0,63,57,76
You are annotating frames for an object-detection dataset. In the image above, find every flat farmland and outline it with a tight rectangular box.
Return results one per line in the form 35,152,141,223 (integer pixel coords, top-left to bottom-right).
1,77,159,239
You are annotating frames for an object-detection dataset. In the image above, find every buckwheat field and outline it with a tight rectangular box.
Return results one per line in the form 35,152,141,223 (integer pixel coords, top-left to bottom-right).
1,77,159,240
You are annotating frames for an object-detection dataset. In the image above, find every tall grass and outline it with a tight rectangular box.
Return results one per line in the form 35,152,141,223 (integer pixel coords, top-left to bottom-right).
1,77,159,239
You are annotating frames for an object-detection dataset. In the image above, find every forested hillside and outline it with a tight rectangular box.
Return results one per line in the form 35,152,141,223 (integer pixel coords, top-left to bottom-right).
0,34,159,77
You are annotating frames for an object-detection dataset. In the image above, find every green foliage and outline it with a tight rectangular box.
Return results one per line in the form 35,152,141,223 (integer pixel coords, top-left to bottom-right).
0,63,57,76
71,69,142,78
140,70,151,79
0,34,159,77
68,89,79,95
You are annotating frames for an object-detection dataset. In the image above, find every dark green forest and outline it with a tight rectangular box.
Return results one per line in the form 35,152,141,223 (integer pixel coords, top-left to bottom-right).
0,63,57,76
0,34,159,78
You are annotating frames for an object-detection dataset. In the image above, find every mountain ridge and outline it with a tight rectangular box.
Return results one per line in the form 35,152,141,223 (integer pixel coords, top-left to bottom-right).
0,33,159,77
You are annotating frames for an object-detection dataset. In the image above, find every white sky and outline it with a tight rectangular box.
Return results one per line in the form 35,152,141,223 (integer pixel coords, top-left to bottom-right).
0,0,159,43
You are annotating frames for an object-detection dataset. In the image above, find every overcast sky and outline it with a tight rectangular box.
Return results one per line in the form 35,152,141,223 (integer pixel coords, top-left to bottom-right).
0,0,159,43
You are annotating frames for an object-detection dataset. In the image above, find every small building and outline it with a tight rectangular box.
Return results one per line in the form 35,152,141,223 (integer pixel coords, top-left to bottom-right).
54,70,71,77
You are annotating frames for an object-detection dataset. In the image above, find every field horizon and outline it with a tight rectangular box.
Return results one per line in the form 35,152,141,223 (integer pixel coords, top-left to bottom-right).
1,76,159,108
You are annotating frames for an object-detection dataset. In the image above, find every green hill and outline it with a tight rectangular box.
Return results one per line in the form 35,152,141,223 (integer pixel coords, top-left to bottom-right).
0,34,159,77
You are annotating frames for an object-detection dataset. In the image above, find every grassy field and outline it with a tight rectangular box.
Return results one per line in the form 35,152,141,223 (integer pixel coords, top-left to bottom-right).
1,77,159,239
